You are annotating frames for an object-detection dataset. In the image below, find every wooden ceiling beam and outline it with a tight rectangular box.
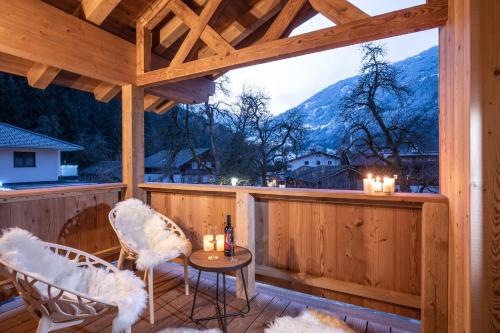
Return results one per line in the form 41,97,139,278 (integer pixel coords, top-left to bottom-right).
154,100,177,114
138,0,173,30
0,1,135,85
308,0,369,25
156,0,209,54
169,0,234,54
197,0,284,59
26,64,61,89
145,77,216,103
137,3,448,86
93,82,122,102
144,94,164,111
81,0,121,25
259,0,309,44
170,0,223,66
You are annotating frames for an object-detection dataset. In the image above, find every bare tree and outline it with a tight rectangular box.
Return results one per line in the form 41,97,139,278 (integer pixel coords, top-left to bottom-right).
234,86,305,185
340,43,431,191
192,76,232,181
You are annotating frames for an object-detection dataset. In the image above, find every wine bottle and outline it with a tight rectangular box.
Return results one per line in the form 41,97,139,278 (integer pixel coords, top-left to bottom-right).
224,214,234,257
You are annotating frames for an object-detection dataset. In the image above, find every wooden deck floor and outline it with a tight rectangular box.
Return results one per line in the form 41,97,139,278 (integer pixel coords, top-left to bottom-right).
0,263,420,333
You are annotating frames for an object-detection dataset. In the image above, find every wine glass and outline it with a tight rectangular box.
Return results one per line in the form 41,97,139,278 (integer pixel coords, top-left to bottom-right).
226,238,238,263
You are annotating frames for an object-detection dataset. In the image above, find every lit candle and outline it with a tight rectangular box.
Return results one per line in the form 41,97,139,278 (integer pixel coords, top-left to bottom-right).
383,177,395,193
363,173,374,194
203,235,214,251
374,177,383,192
215,234,224,251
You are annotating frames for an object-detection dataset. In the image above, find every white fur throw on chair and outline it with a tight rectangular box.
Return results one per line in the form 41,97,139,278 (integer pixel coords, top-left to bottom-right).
114,199,190,270
0,228,147,333
266,310,356,333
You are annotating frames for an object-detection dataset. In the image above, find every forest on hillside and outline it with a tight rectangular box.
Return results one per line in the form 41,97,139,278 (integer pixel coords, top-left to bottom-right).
0,73,304,185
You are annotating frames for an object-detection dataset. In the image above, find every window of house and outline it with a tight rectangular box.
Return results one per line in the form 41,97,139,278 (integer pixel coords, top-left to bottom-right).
205,161,212,168
192,162,198,169
13,152,36,167
328,161,332,165
304,161,309,166
316,161,321,165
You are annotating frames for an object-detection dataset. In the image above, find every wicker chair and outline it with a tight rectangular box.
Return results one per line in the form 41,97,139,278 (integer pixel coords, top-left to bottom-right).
0,242,126,333
108,208,191,324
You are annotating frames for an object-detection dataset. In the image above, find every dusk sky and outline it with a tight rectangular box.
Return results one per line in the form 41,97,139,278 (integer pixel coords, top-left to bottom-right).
225,0,438,114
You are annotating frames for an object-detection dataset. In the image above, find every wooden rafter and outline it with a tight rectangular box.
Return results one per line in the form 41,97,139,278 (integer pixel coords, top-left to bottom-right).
156,0,209,53
144,94,164,111
259,0,309,44
26,64,61,89
0,1,135,85
94,82,122,102
137,2,448,86
81,0,121,25
170,0,223,66
197,0,284,59
155,100,177,114
146,77,215,104
308,0,369,25
168,0,234,55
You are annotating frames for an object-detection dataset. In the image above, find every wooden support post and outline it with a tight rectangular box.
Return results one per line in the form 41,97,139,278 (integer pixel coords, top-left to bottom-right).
421,202,449,333
122,84,145,201
235,192,256,299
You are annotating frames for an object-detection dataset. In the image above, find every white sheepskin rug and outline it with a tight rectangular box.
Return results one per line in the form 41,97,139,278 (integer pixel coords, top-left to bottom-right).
265,310,356,333
156,329,221,333
114,198,190,270
0,228,147,333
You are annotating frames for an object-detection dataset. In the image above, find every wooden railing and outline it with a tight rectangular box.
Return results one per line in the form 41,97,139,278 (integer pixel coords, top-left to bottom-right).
140,183,449,332
0,183,125,250
0,183,125,300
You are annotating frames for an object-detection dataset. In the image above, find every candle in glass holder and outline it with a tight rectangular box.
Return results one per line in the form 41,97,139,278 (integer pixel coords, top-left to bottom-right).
374,177,383,192
215,234,224,251
363,173,374,194
203,235,214,251
383,177,395,193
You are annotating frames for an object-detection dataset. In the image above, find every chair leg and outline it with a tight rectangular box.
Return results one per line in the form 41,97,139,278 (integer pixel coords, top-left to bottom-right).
36,316,51,333
117,248,125,270
148,269,154,324
184,255,189,296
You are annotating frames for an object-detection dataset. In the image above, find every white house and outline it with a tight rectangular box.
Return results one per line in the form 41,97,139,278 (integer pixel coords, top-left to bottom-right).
0,122,83,184
289,151,341,171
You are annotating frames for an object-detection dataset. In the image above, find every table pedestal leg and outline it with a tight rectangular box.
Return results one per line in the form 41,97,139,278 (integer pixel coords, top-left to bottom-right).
190,268,251,332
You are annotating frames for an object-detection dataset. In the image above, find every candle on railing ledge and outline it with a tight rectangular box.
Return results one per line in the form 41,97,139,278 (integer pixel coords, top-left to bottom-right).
203,234,215,251
215,234,224,251
374,176,383,193
383,177,395,193
363,173,375,194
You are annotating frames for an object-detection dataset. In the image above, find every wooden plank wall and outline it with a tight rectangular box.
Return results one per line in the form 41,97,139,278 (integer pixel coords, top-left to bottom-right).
0,184,124,255
146,187,449,320
254,198,422,318
149,191,236,249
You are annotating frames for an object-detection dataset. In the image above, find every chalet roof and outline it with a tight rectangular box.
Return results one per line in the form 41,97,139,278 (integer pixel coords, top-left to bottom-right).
288,165,361,183
144,148,210,169
0,122,83,152
289,151,339,162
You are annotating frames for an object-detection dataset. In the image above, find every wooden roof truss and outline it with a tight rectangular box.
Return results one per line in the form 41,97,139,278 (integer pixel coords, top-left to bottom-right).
0,0,447,113
137,0,447,87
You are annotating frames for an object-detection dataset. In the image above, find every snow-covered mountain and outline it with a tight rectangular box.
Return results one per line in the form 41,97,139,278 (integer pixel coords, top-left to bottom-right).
280,46,439,151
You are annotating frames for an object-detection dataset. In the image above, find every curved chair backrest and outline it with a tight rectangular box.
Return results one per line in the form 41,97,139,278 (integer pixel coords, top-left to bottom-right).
108,207,188,258
0,242,117,323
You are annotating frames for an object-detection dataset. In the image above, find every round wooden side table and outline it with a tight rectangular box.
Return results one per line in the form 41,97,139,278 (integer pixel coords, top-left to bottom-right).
189,246,252,333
